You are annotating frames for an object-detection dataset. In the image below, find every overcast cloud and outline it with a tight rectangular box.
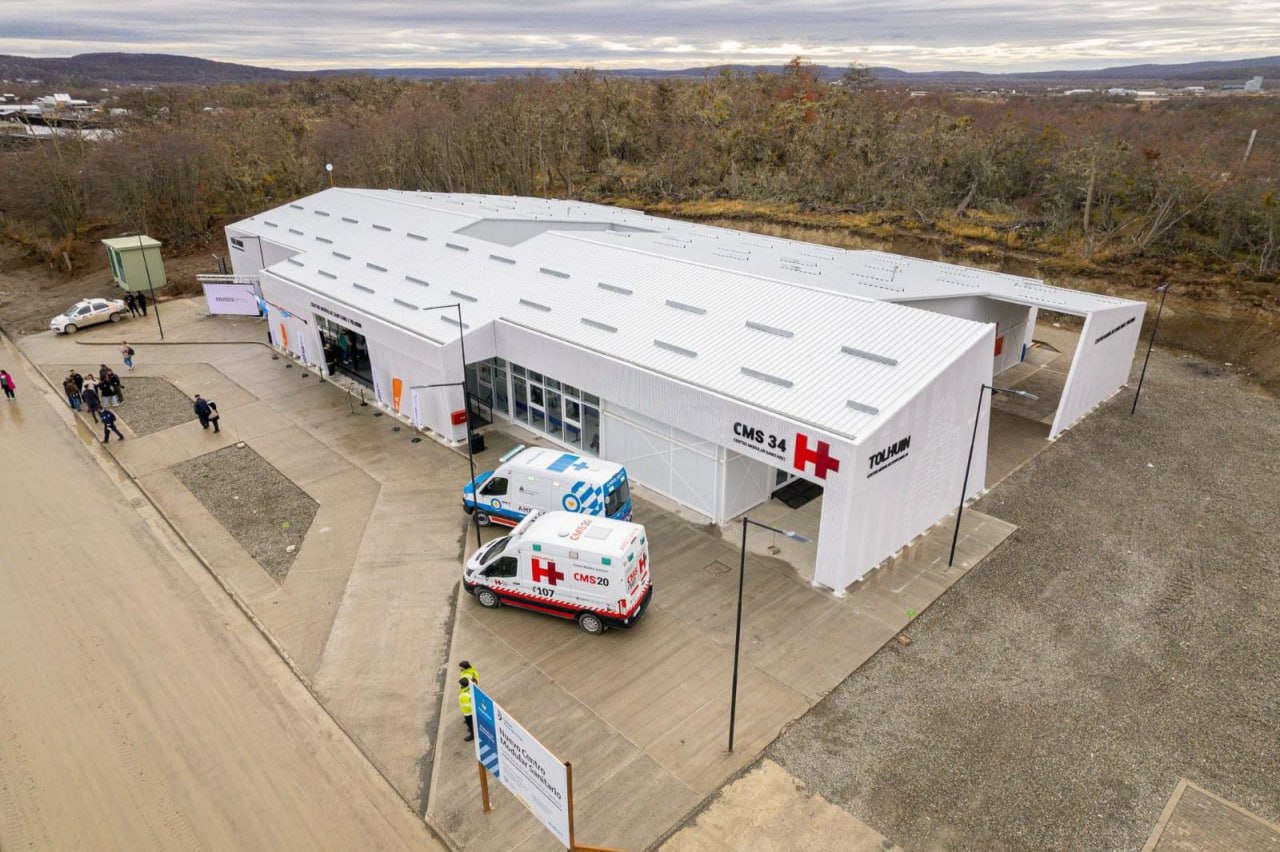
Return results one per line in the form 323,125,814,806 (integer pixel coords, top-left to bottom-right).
2,1,1277,72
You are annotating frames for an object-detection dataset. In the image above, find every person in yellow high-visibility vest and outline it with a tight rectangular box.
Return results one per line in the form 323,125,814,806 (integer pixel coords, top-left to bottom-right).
458,660,479,684
459,678,475,742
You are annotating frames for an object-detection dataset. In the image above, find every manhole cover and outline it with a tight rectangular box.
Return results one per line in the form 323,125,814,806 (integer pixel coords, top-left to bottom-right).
703,560,732,576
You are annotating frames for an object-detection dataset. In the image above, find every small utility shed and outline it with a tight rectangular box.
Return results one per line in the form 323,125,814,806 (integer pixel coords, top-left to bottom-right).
101,235,166,292
224,190,1144,591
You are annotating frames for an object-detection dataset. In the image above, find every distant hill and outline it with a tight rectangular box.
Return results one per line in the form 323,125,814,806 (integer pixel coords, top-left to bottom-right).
1,51,1276,89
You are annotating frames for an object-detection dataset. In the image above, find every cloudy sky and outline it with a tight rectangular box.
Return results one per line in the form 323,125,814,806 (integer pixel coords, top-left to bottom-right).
2,1,1277,73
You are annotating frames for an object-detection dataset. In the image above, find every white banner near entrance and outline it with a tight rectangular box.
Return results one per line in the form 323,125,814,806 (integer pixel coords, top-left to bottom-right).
472,684,571,848
199,279,262,316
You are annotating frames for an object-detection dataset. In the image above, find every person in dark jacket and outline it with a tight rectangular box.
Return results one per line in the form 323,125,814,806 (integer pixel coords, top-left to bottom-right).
81,384,102,423
136,291,148,316
62,375,82,409
70,369,84,393
124,292,138,317
100,408,124,443
194,394,213,429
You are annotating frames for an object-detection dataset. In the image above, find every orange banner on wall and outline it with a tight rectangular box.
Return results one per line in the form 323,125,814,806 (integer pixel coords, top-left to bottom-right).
392,377,403,411
279,323,288,349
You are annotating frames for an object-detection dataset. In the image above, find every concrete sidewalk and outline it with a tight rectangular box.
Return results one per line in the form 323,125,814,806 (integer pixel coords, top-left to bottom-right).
19,298,1020,849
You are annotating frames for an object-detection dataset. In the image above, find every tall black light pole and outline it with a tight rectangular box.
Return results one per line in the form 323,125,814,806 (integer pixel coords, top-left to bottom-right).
729,516,810,753
1131,281,1171,416
948,384,1039,568
123,233,164,340
421,302,481,552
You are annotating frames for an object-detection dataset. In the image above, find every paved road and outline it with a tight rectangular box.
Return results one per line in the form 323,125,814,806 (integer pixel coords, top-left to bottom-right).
0,345,443,849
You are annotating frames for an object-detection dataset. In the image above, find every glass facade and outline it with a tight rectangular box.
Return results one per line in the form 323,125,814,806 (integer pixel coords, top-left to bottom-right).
471,357,600,455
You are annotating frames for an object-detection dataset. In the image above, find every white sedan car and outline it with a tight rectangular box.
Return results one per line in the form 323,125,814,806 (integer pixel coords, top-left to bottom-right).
50,298,129,334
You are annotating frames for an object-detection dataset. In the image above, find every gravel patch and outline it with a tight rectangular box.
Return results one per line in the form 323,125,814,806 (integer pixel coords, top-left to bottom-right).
112,377,197,436
172,445,319,582
766,349,1280,850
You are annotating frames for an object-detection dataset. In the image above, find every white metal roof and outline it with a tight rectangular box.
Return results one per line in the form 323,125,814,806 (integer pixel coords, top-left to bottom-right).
231,189,1011,442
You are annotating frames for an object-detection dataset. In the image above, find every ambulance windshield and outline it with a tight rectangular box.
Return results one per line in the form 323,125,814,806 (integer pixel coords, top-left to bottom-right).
605,479,631,517
478,536,510,564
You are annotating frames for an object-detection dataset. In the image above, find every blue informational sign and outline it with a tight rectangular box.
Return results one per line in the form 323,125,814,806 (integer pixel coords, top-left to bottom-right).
472,683,500,779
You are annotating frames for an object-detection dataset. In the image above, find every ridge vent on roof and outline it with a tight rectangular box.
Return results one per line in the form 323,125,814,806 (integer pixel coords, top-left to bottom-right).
519,298,551,312
288,227,304,235
449,289,478,303
405,275,430,287
582,318,617,333
490,254,516,265
847,400,880,415
666,299,706,315
353,283,375,294
445,242,469,252
781,263,820,276
540,267,570,279
393,298,419,310
314,210,331,217
598,282,633,295
740,366,793,388
341,216,359,224
315,236,333,244
407,232,428,241
841,345,899,367
366,262,387,272
332,251,351,260
372,223,391,232
654,339,696,358
745,320,793,338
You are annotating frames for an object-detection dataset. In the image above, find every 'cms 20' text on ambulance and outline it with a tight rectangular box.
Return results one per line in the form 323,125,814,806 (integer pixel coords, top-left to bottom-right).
463,510,652,635
462,445,632,527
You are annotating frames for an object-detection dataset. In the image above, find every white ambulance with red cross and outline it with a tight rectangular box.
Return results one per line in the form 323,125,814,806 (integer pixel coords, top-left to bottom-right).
462,510,652,635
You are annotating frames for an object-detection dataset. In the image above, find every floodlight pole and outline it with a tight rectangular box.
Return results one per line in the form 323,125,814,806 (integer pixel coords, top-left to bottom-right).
1131,282,1170,416
132,233,164,340
948,384,1039,567
421,302,481,552
729,516,810,753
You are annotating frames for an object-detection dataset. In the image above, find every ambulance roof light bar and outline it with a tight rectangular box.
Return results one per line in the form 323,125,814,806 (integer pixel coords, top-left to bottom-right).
499,444,527,463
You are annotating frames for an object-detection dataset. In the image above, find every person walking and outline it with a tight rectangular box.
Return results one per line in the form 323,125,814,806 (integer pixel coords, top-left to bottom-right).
0,369,15,400
458,660,479,684
193,394,214,430
120,341,135,370
124,292,138,318
100,408,124,443
206,399,220,433
62,374,82,410
81,382,102,423
100,370,122,407
136,291,148,316
459,678,475,742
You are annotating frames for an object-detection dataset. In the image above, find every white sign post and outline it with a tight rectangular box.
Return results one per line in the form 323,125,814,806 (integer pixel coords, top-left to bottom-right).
472,684,616,851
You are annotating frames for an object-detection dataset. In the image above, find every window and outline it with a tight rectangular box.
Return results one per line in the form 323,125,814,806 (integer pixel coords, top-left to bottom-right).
485,556,518,578
481,477,508,496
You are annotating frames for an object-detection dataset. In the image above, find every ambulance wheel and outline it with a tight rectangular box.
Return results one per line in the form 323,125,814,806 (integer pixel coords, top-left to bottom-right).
474,512,492,527
577,613,606,635
476,589,501,609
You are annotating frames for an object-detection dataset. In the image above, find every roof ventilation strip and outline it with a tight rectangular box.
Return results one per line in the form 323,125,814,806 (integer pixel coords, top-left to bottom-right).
288,228,304,236
519,298,551,312
440,314,469,330
405,275,430,287
314,210,330,217
263,220,278,228
393,298,419,310
286,258,304,267
490,254,516,265
540,267,570,279
315,236,333,244
372,223,391,232
407,232,428,242
366,262,387,272
654,340,696,358
666,299,706,315
353,283,375,294
745,320,793,338
449,290,478,303
445,242,469,252
332,251,351,260
846,400,880,415
599,282,633,295
341,216,358,224
840,345,899,367
318,270,337,279
289,203,305,210
740,366,793,388
582,318,617,333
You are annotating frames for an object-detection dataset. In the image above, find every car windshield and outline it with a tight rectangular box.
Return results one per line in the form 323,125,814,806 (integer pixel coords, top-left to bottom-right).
62,305,82,317
606,479,631,517
479,536,511,565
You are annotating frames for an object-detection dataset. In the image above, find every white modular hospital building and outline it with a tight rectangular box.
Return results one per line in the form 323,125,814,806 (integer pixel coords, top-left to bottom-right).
225,189,1145,591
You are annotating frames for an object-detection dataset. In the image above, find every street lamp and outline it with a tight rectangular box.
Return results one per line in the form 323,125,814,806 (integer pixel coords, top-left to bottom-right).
119,232,164,340
728,516,810,753
947,384,1039,568
1131,281,1171,416
418,302,482,552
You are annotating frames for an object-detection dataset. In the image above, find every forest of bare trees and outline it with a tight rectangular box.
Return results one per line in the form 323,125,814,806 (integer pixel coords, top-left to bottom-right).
2,60,1278,282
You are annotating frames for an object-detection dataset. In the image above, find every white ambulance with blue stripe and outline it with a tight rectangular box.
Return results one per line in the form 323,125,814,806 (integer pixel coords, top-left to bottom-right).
462,445,632,528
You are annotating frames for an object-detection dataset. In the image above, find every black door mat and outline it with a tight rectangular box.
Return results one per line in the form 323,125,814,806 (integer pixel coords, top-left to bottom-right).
772,478,823,509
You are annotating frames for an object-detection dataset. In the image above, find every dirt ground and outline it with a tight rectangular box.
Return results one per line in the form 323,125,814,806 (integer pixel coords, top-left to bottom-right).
766,348,1280,850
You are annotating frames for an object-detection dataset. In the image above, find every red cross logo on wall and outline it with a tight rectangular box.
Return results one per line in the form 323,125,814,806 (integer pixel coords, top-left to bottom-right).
793,433,841,479
532,558,564,585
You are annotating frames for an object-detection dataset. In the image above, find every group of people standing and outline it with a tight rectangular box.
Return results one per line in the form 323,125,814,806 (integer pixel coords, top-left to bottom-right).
62,365,124,424
123,291,149,318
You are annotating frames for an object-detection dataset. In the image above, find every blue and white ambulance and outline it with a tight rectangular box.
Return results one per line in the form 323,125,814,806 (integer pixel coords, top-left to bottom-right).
462,445,632,528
